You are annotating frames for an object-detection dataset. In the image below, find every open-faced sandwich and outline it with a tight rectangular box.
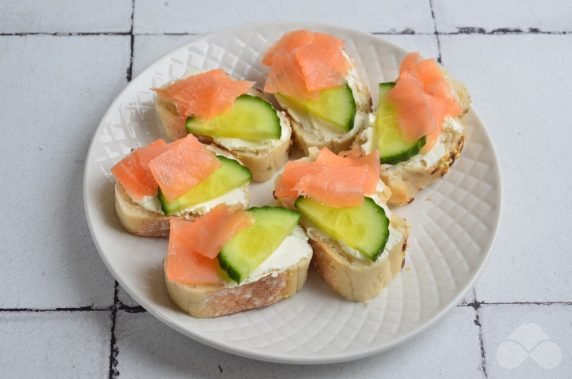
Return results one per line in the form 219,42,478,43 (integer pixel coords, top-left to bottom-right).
164,204,313,318
274,147,409,302
356,53,471,206
262,30,371,155
154,69,292,182
111,135,252,237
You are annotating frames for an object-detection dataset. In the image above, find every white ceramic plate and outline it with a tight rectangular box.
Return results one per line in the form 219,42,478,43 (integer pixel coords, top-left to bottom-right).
84,22,501,364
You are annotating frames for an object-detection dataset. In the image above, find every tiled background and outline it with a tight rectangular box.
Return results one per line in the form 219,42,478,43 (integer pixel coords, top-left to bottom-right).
0,1,571,378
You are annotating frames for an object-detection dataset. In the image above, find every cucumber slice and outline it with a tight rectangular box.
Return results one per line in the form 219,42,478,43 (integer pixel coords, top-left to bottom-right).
295,197,389,261
159,156,251,216
276,83,356,132
186,95,281,141
219,207,300,283
375,82,426,164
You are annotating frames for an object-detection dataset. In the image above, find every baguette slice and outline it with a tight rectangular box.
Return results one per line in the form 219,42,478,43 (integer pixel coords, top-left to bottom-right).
274,150,409,302
278,57,372,155
165,253,311,318
304,213,409,302
156,88,292,182
356,69,471,206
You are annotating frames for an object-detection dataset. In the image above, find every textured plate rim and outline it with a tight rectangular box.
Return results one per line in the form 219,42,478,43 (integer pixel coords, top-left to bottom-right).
83,21,502,364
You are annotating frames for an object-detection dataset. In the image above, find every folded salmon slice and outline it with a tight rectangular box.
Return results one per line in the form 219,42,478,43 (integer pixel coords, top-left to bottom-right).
166,206,253,285
154,69,254,120
315,148,380,194
111,139,170,201
173,205,253,259
387,53,462,149
275,148,379,208
166,219,221,285
263,30,350,99
148,135,220,201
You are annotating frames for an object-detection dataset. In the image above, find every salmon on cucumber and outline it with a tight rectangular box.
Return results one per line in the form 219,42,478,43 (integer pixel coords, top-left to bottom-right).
370,53,464,164
154,69,293,182
262,29,371,153
111,135,252,219
154,69,284,144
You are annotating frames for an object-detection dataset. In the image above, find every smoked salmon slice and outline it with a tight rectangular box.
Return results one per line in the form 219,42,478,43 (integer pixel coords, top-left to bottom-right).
154,69,254,120
111,139,169,201
171,205,253,260
263,30,350,99
387,53,462,148
275,148,379,208
148,135,220,201
315,148,380,194
166,218,223,285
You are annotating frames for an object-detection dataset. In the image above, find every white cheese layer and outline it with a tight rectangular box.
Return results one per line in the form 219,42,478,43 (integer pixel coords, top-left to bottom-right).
135,196,162,214
225,226,313,287
172,186,248,217
135,186,248,217
213,110,291,151
401,116,464,169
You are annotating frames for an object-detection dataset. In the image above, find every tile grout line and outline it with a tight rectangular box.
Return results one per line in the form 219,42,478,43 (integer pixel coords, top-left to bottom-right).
109,4,135,377
107,282,120,379
427,0,443,63
442,27,571,35
470,302,488,378
126,0,136,82
0,29,570,38
457,301,572,307
4,301,571,313
0,32,130,36
0,306,112,312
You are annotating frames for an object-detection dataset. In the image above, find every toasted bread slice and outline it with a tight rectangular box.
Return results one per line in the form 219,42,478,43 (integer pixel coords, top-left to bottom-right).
275,151,409,302
156,89,292,182
277,57,372,155
165,253,311,318
356,70,471,206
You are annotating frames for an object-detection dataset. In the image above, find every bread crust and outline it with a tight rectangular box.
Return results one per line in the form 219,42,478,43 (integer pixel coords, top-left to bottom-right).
381,131,465,207
155,94,291,182
165,254,311,318
114,182,249,237
305,215,409,302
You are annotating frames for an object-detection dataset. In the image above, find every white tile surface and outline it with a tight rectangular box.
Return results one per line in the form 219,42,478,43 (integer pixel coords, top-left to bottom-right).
480,305,572,377
132,34,194,77
0,0,133,33
134,0,434,34
377,34,439,58
0,311,110,378
115,308,482,378
433,0,572,33
440,35,572,302
0,36,130,307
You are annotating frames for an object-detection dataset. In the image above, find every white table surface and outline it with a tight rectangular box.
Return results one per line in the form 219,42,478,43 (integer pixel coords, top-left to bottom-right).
1,1,571,378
